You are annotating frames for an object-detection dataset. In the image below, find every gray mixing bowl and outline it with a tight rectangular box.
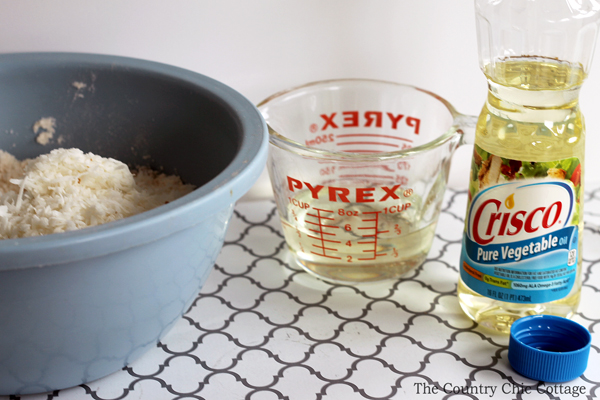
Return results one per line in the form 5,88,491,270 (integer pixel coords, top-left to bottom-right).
0,52,267,395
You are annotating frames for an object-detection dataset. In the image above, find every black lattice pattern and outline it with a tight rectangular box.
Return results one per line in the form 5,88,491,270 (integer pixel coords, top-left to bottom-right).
4,187,600,400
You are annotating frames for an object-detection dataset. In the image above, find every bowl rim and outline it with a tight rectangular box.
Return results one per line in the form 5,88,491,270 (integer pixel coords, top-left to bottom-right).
0,52,268,270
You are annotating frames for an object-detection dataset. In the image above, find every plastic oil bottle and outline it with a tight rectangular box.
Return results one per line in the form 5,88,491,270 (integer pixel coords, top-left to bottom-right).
458,0,600,333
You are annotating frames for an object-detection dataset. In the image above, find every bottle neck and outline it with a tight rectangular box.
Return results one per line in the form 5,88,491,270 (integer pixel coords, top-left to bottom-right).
488,80,581,108
486,81,582,123
483,57,585,121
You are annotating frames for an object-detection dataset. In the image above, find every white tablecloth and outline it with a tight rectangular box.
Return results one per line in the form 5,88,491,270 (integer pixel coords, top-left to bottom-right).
5,185,600,400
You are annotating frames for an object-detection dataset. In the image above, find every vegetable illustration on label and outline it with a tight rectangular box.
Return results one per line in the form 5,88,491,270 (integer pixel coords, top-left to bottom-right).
460,146,580,304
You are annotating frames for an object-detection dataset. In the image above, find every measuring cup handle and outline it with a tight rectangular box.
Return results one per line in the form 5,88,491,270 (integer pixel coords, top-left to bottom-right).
454,114,478,145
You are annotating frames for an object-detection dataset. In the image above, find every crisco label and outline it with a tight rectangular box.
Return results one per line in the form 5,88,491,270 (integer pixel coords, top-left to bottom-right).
460,146,581,304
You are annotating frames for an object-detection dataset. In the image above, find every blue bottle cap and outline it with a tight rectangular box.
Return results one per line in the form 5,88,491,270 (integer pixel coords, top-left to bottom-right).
508,315,592,383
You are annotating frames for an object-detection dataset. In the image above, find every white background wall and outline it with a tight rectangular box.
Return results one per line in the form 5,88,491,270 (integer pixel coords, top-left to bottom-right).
1,0,599,199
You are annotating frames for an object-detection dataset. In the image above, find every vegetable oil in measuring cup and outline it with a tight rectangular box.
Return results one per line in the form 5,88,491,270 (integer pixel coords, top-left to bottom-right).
262,79,471,284
458,58,586,333
281,181,441,283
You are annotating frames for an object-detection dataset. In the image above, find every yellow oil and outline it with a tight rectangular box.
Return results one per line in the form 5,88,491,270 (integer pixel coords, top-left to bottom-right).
458,58,585,333
281,187,439,284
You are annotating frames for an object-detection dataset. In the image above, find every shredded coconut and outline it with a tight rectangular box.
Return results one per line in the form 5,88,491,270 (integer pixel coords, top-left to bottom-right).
72,81,88,99
72,81,87,90
33,117,56,145
0,148,195,239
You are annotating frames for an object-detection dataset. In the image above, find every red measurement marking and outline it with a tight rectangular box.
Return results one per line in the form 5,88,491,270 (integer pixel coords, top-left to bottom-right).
306,215,337,225
305,208,342,260
337,133,413,143
362,251,388,257
306,220,337,227
342,149,385,153
361,249,387,255
337,141,399,148
307,235,341,243
338,174,394,180
338,164,395,172
311,245,339,251
360,217,378,222
313,253,343,260
308,230,337,236
357,211,388,261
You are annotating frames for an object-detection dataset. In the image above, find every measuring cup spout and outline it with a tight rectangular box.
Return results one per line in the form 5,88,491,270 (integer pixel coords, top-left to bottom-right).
454,114,477,146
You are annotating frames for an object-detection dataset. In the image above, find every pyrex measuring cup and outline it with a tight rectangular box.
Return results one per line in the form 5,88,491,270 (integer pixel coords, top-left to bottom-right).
259,79,474,284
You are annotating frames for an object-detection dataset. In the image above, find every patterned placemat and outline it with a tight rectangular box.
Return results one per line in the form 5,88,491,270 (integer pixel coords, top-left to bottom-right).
4,186,600,400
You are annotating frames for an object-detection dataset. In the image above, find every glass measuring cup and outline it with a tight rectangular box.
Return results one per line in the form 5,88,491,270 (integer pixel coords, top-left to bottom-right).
259,79,474,284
